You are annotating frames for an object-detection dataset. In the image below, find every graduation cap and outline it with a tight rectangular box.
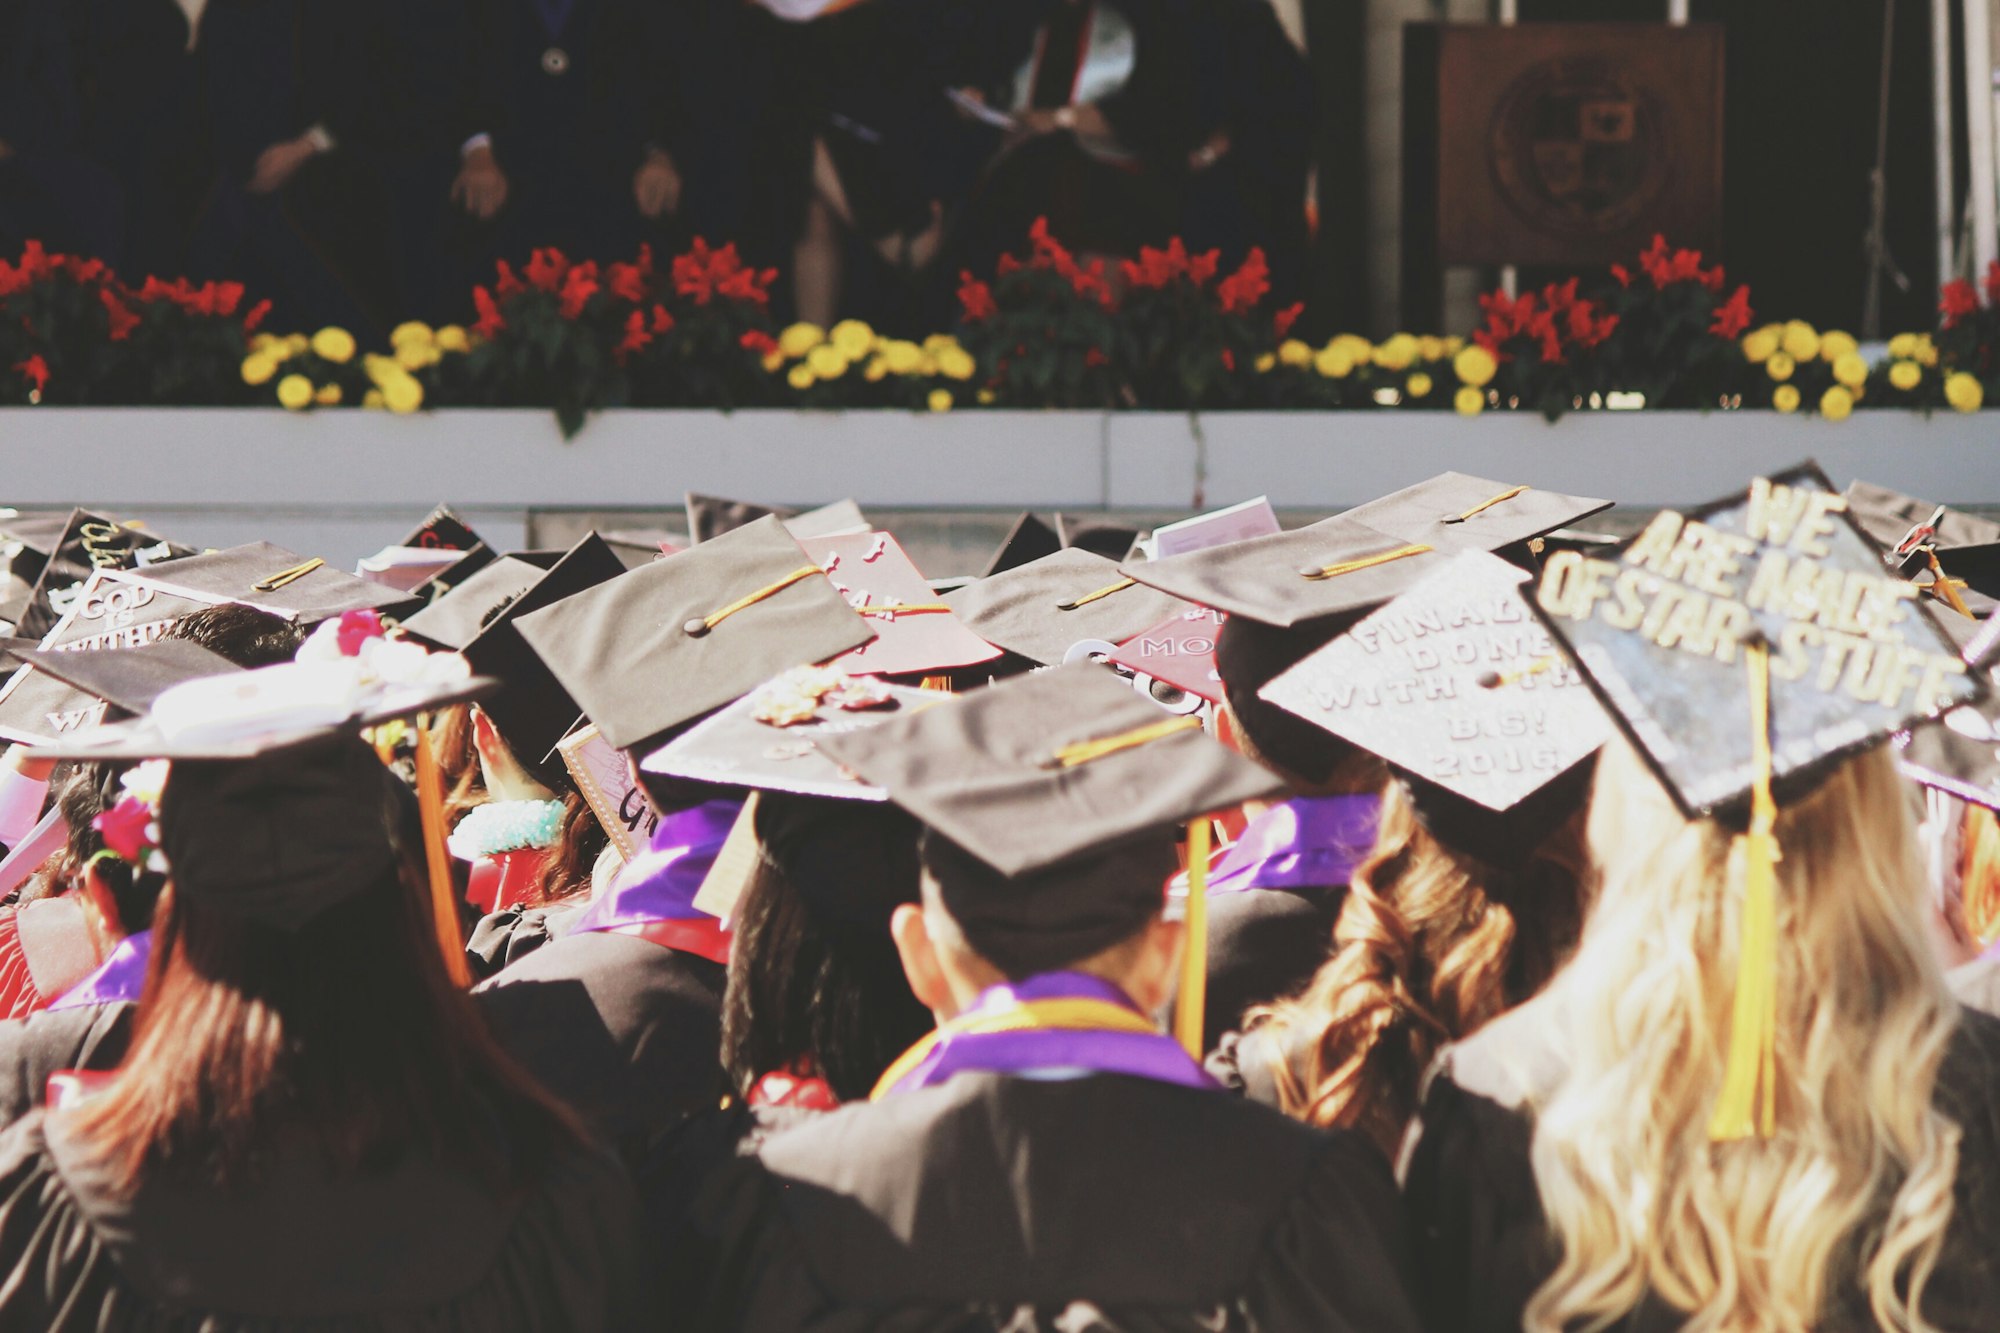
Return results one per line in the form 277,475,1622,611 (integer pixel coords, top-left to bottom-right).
796,530,1000,678
397,504,485,554
753,792,923,934
1342,472,1612,557
17,509,196,641
945,547,1195,666
1844,480,2000,555
1259,551,1612,865
20,639,242,718
686,492,795,544
399,555,552,651
783,499,870,540
816,661,1284,975
640,665,937,799
1056,513,1140,561
1533,462,1982,819
984,512,1062,578
123,542,419,624
601,529,681,570
1106,607,1228,704
513,516,876,753
1898,615,2000,809
408,541,499,605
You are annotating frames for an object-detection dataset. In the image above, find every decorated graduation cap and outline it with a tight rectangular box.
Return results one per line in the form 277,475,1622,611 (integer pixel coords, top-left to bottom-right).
1056,513,1141,561
642,665,935,799
1898,615,2000,809
17,509,196,641
816,661,1284,982
1107,607,1229,704
123,541,419,624
397,504,484,555
946,547,1194,666
984,512,1063,578
1533,461,1983,1142
797,530,1001,678
1842,481,2000,619
514,516,876,753
1259,551,1612,868
1343,471,1611,557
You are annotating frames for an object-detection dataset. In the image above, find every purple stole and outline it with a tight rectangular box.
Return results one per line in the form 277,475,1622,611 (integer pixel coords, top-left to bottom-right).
1204,794,1379,895
48,930,151,1012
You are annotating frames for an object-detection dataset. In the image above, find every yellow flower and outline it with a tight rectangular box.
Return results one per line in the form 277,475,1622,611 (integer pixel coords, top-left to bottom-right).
1766,352,1795,382
1918,339,1940,367
1819,385,1854,421
1454,385,1485,416
923,333,957,356
250,332,286,356
976,388,996,405
1333,333,1373,366
1832,351,1867,388
1254,352,1276,373
363,352,397,382
383,376,422,414
883,341,924,375
778,322,825,358
806,343,848,380
1818,329,1858,363
363,388,385,410
1888,360,1922,391
1406,372,1433,399
786,363,815,391
1887,332,1918,361
1442,335,1466,355
1277,338,1313,368
937,346,976,381
314,382,342,406
863,357,889,383
1772,383,1801,413
285,332,310,356
435,325,470,354
1453,344,1498,388
396,341,439,371
830,319,875,360
1946,372,1985,412
389,321,434,349
1780,320,1819,362
1314,345,1354,379
1740,325,1781,364
1375,333,1419,372
276,374,314,411
310,327,356,364
927,388,953,413
240,352,279,386
761,350,786,373
1418,335,1448,363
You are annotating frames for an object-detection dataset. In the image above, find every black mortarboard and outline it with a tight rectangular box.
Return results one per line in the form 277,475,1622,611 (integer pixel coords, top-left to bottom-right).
21,639,241,717
1122,515,1447,628
1396,755,1599,872
1534,462,1982,817
1917,541,2000,617
1057,514,1140,561
686,492,797,544
124,542,419,624
409,541,499,605
753,792,922,934
1260,551,1611,813
396,504,484,554
1342,472,1612,557
817,662,1284,974
984,512,1063,578
398,555,551,651
641,666,936,799
946,548,1194,666
601,530,680,570
17,509,195,640
797,530,1000,677
1844,480,2000,554
514,516,876,752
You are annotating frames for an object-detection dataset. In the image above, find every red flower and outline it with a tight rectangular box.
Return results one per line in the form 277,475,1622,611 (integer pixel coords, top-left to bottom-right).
525,248,568,292
1188,248,1219,285
12,355,49,396
1610,263,1631,288
94,797,155,862
1084,347,1109,368
1215,248,1270,314
608,259,648,304
1985,259,2000,307
740,329,778,357
335,609,385,657
57,255,106,284
996,253,1022,277
1942,278,1980,328
1220,347,1236,372
212,280,245,317
1709,284,1754,339
100,287,140,341
1273,302,1303,339
615,309,652,364
650,303,674,334
494,259,525,298
472,285,506,337
242,299,272,334
958,271,997,322
558,263,599,319
17,240,51,282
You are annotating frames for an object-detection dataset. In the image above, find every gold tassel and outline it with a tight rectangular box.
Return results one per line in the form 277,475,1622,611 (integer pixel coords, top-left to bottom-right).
1048,715,1201,768
413,712,473,989
1174,816,1213,1058
1709,640,1782,1141
1923,549,1975,619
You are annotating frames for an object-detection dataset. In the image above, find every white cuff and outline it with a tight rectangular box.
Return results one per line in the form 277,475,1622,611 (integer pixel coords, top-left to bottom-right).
0,767,49,851
304,123,336,154
461,133,494,159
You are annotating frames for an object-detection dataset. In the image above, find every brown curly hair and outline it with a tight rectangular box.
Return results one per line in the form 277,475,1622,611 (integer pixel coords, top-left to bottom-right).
1247,781,1589,1157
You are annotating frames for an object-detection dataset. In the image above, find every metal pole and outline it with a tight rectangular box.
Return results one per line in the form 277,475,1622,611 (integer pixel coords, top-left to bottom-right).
1499,0,1518,296
1966,0,1999,274
1937,0,1960,286
1668,0,1689,23
1864,0,1906,336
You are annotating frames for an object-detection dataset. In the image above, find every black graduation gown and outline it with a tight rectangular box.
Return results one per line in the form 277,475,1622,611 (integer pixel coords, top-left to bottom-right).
1201,884,1338,1053
0,0,126,262
1403,1004,2000,1333
683,1070,1425,1331
0,1107,641,1331
0,1000,134,1129
473,928,728,1166
464,896,588,980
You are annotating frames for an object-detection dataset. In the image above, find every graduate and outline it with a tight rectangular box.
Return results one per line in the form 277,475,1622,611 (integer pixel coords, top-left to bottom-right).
1404,465,2000,1333
682,661,1425,1332
0,622,639,1329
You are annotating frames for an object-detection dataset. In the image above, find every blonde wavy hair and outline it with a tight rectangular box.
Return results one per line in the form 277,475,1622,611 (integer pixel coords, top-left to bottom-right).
1247,781,1587,1157
1524,738,1962,1333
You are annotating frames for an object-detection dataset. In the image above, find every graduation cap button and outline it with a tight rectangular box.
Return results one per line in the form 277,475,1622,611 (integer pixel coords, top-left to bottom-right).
682,618,711,638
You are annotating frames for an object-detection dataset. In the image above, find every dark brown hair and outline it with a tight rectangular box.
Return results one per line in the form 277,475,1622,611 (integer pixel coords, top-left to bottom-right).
526,788,607,906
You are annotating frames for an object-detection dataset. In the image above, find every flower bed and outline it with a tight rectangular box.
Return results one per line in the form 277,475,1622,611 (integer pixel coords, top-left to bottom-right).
3,228,1994,437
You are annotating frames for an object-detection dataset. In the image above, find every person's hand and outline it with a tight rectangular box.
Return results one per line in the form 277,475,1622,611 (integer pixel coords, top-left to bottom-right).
633,149,683,220
472,706,555,803
451,145,509,220
247,135,318,194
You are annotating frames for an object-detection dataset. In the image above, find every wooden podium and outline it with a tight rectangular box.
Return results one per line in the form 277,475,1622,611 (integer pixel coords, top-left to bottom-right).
1402,22,1724,326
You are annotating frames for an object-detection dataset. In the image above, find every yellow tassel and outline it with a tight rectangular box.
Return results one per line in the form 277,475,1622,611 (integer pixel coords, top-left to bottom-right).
685,565,822,636
1057,577,1137,610
1175,816,1213,1058
1048,715,1201,768
1444,483,1529,524
1709,641,1782,1141
413,712,473,989
1299,542,1433,581
1923,549,1975,619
